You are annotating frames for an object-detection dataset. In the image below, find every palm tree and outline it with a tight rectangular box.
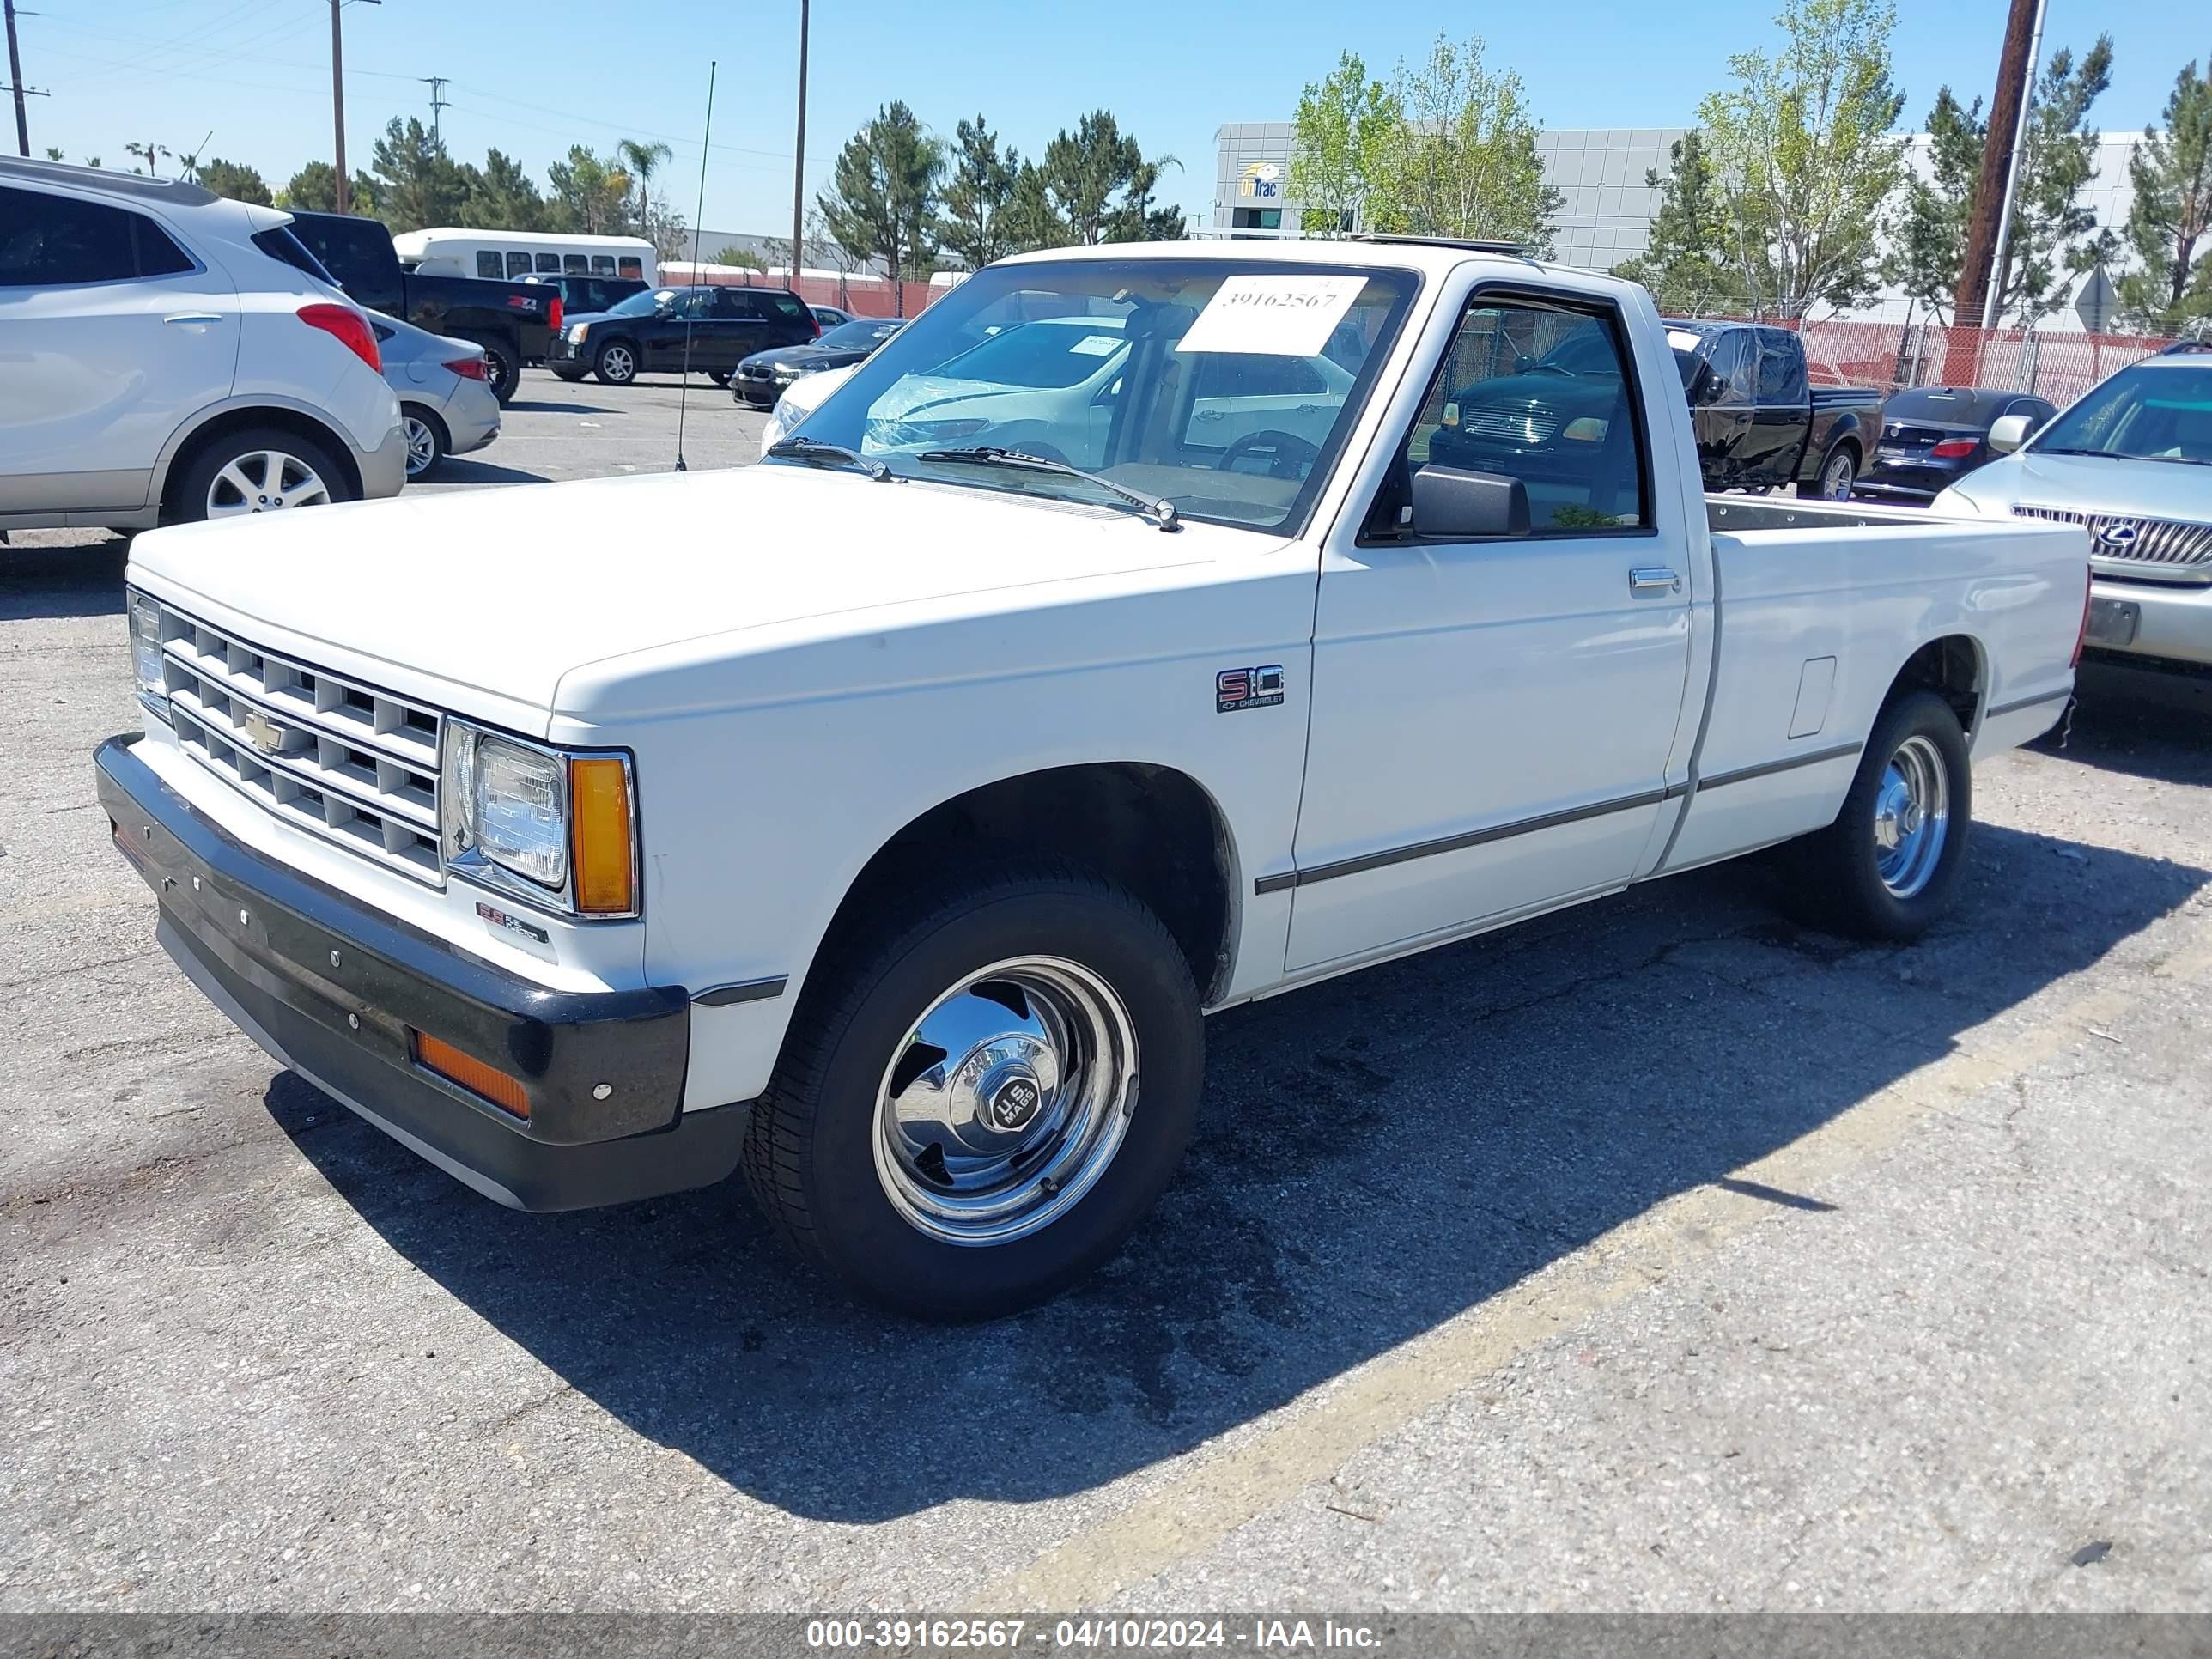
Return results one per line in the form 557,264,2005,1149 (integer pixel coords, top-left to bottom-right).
617,138,673,235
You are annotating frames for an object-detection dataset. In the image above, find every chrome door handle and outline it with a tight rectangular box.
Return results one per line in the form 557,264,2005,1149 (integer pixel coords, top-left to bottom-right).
1629,567,1681,594
163,313,224,326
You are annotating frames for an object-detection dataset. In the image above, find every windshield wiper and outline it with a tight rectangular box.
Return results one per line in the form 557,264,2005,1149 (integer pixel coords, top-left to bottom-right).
765,436,891,481
915,447,1180,532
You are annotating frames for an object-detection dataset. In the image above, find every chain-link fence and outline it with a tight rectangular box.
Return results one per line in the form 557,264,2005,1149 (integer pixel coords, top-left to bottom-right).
1791,319,2185,406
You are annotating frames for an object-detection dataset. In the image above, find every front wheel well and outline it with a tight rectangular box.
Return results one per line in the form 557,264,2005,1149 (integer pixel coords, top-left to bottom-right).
1887,633,1984,733
161,408,362,521
811,763,1238,1007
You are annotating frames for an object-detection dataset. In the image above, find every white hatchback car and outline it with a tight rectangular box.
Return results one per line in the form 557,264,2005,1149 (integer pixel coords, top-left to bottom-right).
0,157,406,534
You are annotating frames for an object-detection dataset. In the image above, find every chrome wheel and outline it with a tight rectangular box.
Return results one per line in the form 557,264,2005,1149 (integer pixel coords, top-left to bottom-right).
204,450,331,518
402,414,440,477
873,956,1139,1247
1873,733,1949,898
599,343,635,383
1822,448,1856,499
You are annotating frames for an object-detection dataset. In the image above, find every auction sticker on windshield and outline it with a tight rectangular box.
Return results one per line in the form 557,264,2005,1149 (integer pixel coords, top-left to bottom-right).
1177,273,1368,357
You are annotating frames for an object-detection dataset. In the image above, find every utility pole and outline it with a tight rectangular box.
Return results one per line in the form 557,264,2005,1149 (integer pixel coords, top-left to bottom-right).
1952,0,2044,332
422,75,448,144
790,0,808,289
330,0,380,214
5,0,48,159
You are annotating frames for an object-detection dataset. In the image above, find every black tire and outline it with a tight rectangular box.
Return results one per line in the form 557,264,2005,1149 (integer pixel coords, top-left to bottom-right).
400,404,448,480
550,367,586,383
1799,442,1858,501
168,425,354,525
742,854,1204,1321
706,368,732,386
472,339,520,405
1784,689,1971,940
593,338,640,386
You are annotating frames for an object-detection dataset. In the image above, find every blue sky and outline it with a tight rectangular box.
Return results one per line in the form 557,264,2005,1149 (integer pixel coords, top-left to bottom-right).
15,0,2204,235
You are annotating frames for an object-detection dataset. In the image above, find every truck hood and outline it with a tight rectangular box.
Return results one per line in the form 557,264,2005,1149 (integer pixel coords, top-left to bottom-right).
127,464,1230,727
1941,449,2212,523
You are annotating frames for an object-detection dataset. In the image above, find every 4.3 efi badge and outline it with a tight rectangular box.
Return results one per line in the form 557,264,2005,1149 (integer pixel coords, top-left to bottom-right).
1216,665,1285,714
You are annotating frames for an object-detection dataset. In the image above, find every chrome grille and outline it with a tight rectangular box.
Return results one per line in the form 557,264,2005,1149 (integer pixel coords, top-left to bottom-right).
147,599,444,883
1456,407,1561,446
2014,504,2212,584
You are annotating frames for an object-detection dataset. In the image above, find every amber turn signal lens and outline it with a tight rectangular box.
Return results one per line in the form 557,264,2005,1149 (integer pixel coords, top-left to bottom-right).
568,757,635,915
414,1030,531,1119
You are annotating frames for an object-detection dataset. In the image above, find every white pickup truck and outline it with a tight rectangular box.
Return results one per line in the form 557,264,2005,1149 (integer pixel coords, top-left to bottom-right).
98,237,2090,1319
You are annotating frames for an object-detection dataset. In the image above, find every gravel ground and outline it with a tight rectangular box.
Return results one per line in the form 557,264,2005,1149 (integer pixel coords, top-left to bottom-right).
3,378,2209,1614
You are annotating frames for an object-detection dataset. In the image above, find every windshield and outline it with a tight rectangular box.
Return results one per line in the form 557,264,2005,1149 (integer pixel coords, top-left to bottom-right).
817,319,899,350
604,287,677,319
2032,365,2212,465
781,258,1417,532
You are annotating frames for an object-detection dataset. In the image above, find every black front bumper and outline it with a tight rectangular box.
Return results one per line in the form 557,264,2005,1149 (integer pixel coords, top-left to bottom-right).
95,735,746,1212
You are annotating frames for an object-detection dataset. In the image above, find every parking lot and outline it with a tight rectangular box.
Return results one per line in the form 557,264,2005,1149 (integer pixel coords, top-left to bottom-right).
3,375,2210,1614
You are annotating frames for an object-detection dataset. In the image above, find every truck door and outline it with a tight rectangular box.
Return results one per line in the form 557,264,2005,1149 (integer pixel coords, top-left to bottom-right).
1689,330,1756,487
1746,327,1808,485
1286,283,1696,975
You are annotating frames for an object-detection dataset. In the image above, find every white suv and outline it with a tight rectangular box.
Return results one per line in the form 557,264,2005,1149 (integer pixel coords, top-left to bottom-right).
0,157,406,534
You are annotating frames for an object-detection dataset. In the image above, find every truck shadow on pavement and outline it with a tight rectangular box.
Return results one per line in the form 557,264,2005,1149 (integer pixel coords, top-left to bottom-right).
273,819,2207,1524
0,537,129,619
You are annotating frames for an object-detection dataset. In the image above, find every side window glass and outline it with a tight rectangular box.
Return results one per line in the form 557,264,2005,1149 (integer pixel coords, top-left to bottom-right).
0,187,137,285
617,256,643,278
1757,332,1806,403
131,216,194,277
476,250,503,279
507,251,532,278
563,253,588,275
591,254,616,275
1378,295,1648,537
536,252,561,273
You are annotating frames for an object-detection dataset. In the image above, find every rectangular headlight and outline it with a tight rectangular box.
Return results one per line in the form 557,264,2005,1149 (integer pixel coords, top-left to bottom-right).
440,722,637,916
129,590,170,718
567,323,589,344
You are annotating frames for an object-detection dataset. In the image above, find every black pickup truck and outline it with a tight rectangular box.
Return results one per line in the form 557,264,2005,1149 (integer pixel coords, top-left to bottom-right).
1663,319,1884,499
286,211,557,404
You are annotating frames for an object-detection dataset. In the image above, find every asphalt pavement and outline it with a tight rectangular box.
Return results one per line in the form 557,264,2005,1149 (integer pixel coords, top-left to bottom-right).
3,375,2209,1614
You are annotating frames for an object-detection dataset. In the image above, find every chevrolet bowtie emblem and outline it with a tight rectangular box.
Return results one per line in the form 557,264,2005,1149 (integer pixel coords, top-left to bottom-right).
243,709,286,755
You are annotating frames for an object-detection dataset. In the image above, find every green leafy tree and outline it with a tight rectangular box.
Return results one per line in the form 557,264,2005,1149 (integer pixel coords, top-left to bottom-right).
1012,110,1182,247
465,148,547,230
1614,131,1748,313
1288,52,1401,238
939,115,1021,270
195,157,273,206
1697,0,1907,318
369,117,474,232
545,145,633,234
713,246,765,270
277,161,377,215
1365,33,1560,255
2118,56,2212,330
42,145,62,162
817,101,945,313
1883,88,1983,320
1996,37,2116,325
123,141,170,177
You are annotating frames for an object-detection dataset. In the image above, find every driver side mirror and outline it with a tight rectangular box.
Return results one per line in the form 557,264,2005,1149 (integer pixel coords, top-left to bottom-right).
1411,465,1531,539
1987,413,2033,453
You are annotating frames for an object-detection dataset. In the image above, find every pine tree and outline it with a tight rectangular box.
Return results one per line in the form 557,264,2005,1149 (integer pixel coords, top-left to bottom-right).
2118,57,2212,329
1615,131,1748,314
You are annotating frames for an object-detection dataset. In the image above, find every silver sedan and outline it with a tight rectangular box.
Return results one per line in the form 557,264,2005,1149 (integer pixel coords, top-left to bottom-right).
372,315,503,480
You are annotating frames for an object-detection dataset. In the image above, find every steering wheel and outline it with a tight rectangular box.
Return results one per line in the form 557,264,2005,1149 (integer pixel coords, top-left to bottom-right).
1218,429,1322,480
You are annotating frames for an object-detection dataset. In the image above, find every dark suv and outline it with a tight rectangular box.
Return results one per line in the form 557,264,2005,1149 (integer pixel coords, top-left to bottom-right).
546,283,819,386
526,272,649,322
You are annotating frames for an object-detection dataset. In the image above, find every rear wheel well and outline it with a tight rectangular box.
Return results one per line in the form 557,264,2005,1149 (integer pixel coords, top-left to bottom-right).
815,764,1237,1006
161,408,362,522
1889,634,1983,732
